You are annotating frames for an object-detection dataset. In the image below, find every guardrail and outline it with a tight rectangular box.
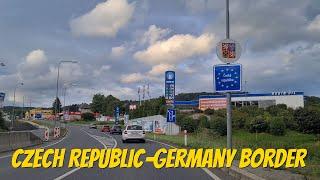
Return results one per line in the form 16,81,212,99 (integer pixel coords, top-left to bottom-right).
0,130,42,152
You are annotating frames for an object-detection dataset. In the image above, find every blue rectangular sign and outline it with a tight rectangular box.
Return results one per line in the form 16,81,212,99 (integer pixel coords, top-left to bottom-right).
114,107,120,124
214,64,242,92
165,71,175,105
166,109,176,123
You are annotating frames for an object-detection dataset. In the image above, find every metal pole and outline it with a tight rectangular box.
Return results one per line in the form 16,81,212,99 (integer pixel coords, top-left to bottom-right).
22,96,25,120
226,0,232,149
55,62,61,127
11,87,16,130
226,0,230,39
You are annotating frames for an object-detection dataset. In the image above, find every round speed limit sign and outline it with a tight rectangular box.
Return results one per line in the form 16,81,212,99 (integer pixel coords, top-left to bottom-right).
216,38,242,64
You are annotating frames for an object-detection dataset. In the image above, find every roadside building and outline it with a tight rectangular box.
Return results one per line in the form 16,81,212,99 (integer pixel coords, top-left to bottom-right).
174,91,304,111
25,108,53,120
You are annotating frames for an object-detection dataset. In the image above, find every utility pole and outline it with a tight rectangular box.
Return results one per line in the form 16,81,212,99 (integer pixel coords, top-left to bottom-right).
138,87,141,106
225,0,232,149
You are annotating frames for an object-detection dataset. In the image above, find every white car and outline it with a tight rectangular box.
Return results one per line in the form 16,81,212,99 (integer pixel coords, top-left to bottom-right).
122,125,145,143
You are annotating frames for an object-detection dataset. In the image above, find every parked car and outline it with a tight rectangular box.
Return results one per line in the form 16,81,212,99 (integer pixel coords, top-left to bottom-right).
101,125,110,132
89,123,97,129
110,125,122,134
122,125,145,143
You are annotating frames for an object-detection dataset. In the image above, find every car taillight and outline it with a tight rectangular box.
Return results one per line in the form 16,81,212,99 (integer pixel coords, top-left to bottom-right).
124,131,127,134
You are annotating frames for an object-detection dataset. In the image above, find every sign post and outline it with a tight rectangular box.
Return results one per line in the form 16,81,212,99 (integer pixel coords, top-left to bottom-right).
165,71,176,135
214,0,242,149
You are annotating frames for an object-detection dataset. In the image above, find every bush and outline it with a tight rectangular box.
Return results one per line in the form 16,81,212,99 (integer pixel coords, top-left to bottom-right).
248,116,269,133
204,109,215,115
198,115,210,129
209,116,227,136
81,112,96,121
177,116,199,133
278,110,297,130
232,110,248,129
269,117,286,136
294,107,320,134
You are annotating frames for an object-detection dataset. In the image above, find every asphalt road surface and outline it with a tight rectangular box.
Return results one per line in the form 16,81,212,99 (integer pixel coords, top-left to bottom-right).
0,125,234,180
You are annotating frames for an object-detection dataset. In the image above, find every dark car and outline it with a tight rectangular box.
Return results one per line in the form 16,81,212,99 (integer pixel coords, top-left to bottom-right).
110,125,122,134
101,125,110,132
89,123,97,129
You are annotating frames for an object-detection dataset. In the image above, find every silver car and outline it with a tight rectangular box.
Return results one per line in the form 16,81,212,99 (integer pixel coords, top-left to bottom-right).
122,125,145,143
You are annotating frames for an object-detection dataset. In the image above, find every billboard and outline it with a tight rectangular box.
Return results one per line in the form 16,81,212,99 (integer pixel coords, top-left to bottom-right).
199,98,227,110
0,92,5,108
165,71,175,105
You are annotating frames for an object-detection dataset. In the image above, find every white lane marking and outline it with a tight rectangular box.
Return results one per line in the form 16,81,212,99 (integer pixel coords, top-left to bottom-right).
54,129,117,180
54,168,80,180
0,129,70,159
147,139,222,180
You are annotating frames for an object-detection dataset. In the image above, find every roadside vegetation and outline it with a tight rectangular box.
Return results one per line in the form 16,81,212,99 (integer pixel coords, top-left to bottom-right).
147,96,320,179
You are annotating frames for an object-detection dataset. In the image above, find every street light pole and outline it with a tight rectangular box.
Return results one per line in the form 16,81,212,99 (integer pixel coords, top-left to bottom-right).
55,60,78,127
11,82,23,130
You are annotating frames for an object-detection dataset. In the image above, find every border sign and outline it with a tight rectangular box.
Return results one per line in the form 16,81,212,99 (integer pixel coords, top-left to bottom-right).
165,71,175,105
166,109,176,123
216,39,242,63
214,64,242,92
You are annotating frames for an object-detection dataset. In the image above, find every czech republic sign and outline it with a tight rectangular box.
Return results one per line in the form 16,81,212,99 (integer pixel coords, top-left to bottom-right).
216,39,242,64
214,64,242,92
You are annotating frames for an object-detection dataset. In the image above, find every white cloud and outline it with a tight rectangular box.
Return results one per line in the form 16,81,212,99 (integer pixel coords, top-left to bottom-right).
148,64,174,76
26,49,47,65
120,73,144,83
134,33,216,65
308,14,320,32
93,65,111,77
70,0,135,37
111,46,126,58
140,25,171,45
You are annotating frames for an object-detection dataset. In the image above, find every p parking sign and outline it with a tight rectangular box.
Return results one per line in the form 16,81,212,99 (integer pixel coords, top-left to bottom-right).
166,109,176,123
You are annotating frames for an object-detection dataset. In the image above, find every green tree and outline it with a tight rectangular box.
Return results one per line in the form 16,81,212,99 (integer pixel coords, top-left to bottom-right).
0,111,5,130
52,97,62,115
91,94,106,113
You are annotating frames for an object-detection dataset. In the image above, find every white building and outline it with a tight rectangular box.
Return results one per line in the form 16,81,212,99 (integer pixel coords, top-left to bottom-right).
198,91,304,110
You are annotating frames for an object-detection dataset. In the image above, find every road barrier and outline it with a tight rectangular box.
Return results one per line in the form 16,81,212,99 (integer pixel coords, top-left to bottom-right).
54,127,60,138
44,128,49,141
0,131,42,152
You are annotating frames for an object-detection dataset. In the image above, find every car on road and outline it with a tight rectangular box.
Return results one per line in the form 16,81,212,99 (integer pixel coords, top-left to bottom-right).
122,125,145,143
110,125,122,134
101,125,110,132
89,123,97,129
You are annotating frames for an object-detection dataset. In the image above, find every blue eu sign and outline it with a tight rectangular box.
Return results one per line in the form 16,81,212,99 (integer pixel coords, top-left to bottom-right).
167,109,176,123
214,64,242,92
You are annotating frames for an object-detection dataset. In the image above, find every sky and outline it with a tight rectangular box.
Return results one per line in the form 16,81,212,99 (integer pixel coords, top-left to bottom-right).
0,0,319,107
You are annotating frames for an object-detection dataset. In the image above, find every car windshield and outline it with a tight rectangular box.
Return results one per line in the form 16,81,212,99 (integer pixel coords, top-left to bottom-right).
127,125,142,130
113,126,121,129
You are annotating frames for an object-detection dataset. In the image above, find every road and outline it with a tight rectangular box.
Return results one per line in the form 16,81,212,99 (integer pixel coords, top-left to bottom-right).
0,125,234,180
